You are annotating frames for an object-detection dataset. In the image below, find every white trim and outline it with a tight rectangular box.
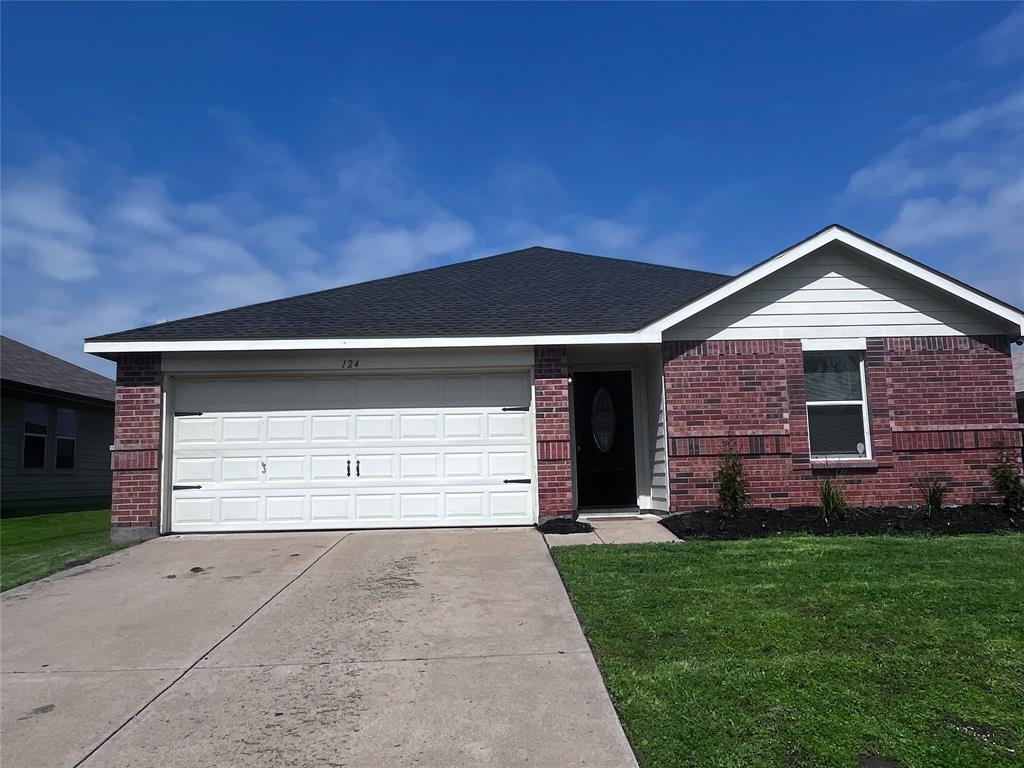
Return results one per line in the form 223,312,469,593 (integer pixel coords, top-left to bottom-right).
646,226,1024,336
84,332,661,355
801,338,867,351
804,351,872,461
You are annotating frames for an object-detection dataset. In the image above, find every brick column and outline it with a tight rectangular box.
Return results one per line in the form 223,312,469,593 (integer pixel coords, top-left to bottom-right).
534,346,573,520
110,353,162,541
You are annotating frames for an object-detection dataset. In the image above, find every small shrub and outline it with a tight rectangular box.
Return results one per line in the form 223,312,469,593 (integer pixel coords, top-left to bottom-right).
989,439,1024,514
917,477,948,519
817,477,847,522
716,441,748,518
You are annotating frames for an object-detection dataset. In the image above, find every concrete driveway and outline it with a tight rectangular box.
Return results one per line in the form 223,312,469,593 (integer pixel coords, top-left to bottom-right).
1,528,637,768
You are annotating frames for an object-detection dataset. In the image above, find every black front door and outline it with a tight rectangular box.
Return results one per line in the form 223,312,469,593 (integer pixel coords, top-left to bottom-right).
572,371,637,508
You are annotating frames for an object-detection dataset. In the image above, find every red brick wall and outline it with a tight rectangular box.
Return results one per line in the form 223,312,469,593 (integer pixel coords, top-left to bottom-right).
663,336,1021,512
535,346,573,519
110,353,162,533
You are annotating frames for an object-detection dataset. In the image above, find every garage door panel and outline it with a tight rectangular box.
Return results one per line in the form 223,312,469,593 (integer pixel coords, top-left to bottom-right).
400,453,440,479
488,451,529,477
175,497,216,523
400,493,442,520
175,458,216,483
356,494,397,521
266,496,305,521
310,455,349,480
221,497,262,523
444,453,484,479
311,415,351,442
265,456,305,482
487,412,529,438
171,372,535,532
267,416,307,442
443,413,484,439
400,413,440,439
491,491,532,518
222,417,261,443
310,494,352,521
221,456,261,482
355,414,395,440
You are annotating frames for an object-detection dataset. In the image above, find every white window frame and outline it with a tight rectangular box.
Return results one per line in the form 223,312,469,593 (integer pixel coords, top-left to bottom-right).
803,351,872,461
55,407,77,471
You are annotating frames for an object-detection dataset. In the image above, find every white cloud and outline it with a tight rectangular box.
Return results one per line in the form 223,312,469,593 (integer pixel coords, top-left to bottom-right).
1,113,711,374
970,5,1024,68
844,85,1024,307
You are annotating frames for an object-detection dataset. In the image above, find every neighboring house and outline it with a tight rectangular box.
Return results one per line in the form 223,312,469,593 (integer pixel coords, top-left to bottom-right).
83,224,1024,541
1,336,115,511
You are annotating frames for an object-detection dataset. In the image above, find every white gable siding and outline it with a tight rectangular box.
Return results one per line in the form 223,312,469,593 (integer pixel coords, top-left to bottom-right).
665,244,1008,341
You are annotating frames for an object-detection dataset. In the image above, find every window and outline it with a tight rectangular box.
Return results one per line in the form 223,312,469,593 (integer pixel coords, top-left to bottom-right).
802,351,870,459
22,403,48,469
56,408,77,470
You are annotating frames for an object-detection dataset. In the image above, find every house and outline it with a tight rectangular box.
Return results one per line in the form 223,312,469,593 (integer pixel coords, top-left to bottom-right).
83,225,1024,541
1,336,115,511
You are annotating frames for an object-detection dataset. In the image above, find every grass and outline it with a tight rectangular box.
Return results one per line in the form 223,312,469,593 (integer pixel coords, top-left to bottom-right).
552,535,1024,768
1,508,131,591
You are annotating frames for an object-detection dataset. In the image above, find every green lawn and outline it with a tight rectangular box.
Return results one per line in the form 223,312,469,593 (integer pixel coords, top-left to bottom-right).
1,509,130,591
552,535,1023,768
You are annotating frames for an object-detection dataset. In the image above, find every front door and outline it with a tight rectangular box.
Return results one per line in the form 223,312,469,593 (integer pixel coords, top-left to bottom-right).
572,371,637,508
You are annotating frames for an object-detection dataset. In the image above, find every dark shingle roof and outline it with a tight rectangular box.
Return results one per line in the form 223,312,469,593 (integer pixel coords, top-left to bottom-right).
2,336,115,402
88,246,732,342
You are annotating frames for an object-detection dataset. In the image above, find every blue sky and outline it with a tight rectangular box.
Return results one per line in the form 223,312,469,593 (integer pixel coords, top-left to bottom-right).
2,2,1022,375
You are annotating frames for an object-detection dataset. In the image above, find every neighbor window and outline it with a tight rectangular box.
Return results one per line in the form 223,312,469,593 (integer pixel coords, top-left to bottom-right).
802,351,870,459
22,403,48,469
56,408,77,470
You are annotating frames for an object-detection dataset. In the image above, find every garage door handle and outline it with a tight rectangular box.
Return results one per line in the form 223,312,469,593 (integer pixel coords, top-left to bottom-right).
502,406,529,412
347,460,351,477
172,484,202,491
356,460,360,477
503,478,531,484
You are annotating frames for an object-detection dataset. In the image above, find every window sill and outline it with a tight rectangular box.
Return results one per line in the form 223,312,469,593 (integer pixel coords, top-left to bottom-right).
810,459,878,471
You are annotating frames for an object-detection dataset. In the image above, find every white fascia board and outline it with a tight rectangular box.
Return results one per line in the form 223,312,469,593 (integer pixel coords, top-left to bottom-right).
645,226,1024,337
83,331,663,355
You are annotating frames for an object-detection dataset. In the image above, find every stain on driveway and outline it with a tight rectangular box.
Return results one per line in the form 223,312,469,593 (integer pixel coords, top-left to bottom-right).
1,528,636,768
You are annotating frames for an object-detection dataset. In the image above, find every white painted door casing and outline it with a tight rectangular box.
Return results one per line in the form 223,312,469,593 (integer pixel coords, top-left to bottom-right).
169,372,535,532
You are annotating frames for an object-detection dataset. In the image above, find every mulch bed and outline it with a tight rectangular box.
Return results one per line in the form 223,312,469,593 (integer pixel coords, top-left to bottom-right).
537,517,595,534
660,505,1019,540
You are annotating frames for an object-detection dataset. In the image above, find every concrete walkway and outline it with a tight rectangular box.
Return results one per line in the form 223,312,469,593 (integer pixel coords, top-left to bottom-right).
545,513,679,547
1,528,637,768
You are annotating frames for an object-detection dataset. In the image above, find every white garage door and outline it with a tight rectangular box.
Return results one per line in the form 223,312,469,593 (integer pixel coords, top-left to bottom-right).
169,372,535,532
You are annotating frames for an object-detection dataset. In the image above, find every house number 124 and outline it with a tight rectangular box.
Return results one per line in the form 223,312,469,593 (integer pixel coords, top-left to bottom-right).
341,359,360,368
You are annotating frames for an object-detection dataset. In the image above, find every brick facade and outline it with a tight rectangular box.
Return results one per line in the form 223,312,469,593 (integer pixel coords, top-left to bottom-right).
534,346,573,519
663,336,1021,512
110,353,162,540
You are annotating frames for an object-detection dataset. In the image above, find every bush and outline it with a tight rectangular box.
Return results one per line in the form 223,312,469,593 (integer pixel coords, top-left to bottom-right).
917,477,948,519
716,441,748,518
989,439,1024,514
817,477,847,522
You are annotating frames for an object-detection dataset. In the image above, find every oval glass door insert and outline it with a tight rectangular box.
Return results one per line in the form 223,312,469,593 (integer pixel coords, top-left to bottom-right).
591,387,616,453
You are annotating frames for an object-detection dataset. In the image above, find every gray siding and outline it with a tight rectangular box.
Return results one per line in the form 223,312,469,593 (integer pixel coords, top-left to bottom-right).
1,392,113,509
